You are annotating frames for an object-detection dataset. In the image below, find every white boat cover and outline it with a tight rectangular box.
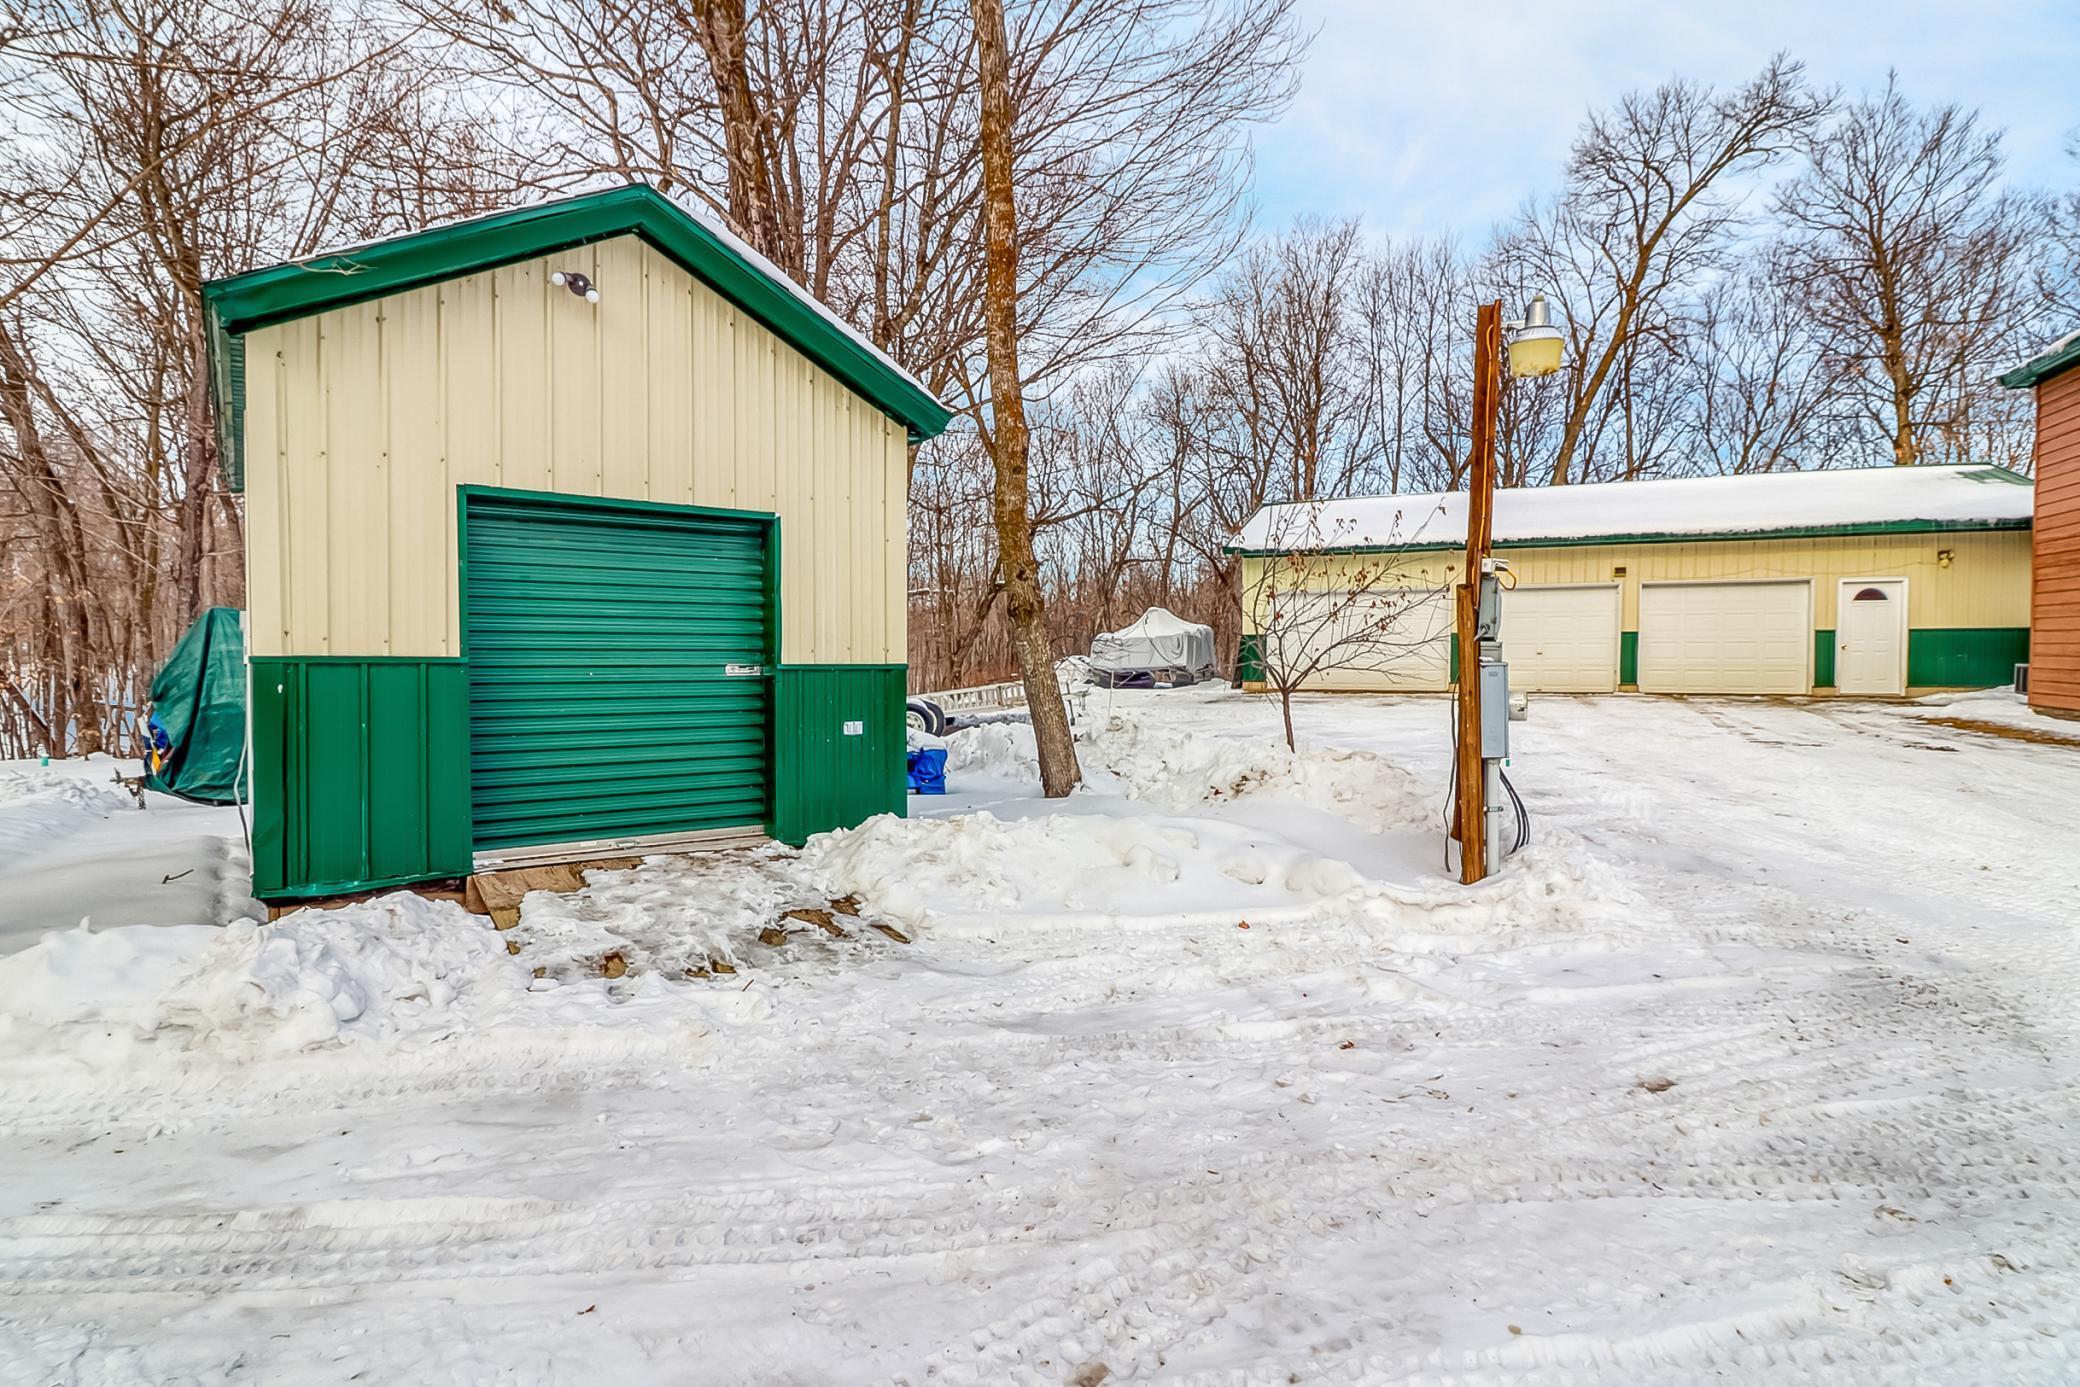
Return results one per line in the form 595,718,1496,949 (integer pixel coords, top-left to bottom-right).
1089,607,1217,674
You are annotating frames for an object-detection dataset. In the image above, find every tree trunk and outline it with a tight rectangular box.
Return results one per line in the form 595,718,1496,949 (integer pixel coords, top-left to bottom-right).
969,0,1079,797
1881,328,1918,466
690,0,793,274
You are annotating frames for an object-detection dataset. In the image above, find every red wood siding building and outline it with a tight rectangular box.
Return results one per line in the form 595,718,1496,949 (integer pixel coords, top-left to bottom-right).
2004,334,2080,717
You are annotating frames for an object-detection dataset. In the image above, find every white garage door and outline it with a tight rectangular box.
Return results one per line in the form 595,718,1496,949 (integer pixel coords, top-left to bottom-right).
1279,587,1454,691
1499,584,1620,692
1638,581,1811,694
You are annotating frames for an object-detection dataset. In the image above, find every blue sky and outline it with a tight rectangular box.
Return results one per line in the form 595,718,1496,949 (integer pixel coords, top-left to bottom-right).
1249,0,2080,241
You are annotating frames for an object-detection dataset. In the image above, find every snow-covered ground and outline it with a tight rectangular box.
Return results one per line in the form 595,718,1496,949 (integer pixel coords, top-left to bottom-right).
0,758,255,958
3,687,2078,1384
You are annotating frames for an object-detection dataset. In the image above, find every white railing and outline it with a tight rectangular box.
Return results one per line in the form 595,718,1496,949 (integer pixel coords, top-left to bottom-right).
917,679,1028,712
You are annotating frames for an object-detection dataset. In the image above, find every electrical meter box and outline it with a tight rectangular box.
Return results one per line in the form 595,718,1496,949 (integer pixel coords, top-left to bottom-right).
1480,661,1510,758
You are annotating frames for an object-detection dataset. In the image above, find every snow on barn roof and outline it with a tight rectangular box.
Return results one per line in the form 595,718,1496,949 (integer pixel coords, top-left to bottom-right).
1232,464,2035,554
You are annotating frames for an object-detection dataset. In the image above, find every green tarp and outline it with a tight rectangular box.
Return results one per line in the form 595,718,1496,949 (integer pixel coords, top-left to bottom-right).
145,607,248,805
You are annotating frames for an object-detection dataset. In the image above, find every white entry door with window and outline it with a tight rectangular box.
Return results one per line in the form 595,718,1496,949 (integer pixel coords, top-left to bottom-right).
1835,578,1907,696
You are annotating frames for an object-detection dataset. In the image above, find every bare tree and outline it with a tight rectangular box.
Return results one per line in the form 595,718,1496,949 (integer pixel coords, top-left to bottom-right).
0,0,509,754
1500,56,1826,484
1682,249,1836,473
1777,76,2048,468
1240,508,1448,749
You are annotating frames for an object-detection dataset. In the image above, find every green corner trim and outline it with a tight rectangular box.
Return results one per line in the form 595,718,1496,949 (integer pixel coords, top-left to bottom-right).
250,656,472,900
2000,335,2080,390
1906,627,2029,689
1619,630,1639,686
203,184,952,453
1813,630,1835,689
773,664,907,846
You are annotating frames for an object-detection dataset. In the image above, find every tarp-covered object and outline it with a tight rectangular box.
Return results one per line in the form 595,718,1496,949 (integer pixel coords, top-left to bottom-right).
1089,607,1217,680
145,607,248,804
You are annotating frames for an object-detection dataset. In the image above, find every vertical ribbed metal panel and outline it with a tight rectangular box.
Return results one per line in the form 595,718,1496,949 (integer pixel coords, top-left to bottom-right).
771,664,906,845
463,492,773,853
243,234,909,665
248,656,472,899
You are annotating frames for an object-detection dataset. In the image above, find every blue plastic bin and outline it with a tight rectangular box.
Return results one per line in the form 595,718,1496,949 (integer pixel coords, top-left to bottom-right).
907,746,948,795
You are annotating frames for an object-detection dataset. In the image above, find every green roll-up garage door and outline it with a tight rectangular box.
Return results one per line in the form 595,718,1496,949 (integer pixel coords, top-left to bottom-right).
463,491,775,857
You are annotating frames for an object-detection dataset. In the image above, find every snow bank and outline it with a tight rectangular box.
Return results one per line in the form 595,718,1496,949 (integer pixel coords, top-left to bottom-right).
1084,704,1433,830
0,767,134,867
800,810,1368,933
0,895,530,1071
1910,685,2069,734
937,700,1433,831
942,718,1038,777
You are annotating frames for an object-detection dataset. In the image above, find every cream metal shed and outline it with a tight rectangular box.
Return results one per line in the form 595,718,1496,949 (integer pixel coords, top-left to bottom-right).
206,186,952,901
1234,466,2035,699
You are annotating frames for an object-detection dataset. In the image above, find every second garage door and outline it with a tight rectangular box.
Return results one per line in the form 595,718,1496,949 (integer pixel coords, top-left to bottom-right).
1499,584,1620,692
1638,580,1811,694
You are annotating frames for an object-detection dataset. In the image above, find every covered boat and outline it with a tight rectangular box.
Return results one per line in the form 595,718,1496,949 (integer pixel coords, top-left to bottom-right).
1088,607,1217,688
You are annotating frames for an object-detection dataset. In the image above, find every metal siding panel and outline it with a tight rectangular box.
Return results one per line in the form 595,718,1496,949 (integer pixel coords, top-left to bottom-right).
243,331,287,657
495,262,551,491
464,493,773,851
281,317,331,653
205,185,952,442
324,307,389,655
303,661,371,886
691,288,731,507
248,656,473,898
386,290,447,656
891,423,908,661
584,243,641,497
443,274,497,487
249,661,291,892
628,243,677,503
366,662,430,877
266,236,907,664
773,665,907,844
1907,628,2031,688
550,243,602,495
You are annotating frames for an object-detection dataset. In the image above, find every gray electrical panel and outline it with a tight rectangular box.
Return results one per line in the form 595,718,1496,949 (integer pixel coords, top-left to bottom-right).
1479,660,1510,758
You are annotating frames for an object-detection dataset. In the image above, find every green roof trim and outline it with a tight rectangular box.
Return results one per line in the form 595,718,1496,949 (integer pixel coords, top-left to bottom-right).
1999,333,2080,390
202,185,953,479
1227,514,2033,558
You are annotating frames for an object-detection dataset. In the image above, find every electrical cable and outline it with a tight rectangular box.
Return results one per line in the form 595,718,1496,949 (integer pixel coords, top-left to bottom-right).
1441,687,1461,874
1499,766,1530,852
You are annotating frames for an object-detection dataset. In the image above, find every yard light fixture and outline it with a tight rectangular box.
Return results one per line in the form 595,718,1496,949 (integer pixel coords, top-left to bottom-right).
550,269,600,303
1505,294,1564,379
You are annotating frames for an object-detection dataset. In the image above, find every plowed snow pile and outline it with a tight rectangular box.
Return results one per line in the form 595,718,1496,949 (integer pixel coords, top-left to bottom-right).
0,895,529,1072
0,767,132,863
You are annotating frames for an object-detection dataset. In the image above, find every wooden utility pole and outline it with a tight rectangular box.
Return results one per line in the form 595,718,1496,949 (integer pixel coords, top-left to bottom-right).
1455,302,1503,884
